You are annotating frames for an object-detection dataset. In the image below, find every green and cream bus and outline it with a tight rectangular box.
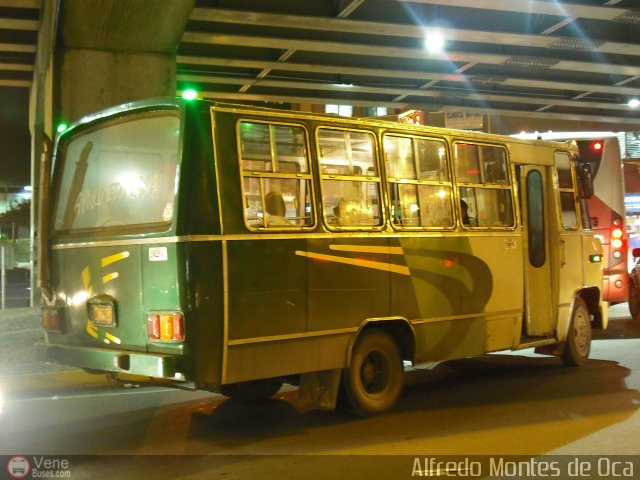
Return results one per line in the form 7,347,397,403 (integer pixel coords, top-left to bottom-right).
37,97,606,416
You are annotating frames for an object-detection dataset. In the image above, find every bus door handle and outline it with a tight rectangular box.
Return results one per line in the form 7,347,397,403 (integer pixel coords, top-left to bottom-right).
560,239,567,266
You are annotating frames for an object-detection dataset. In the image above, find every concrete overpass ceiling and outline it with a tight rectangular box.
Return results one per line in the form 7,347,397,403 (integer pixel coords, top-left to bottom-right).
3,0,640,125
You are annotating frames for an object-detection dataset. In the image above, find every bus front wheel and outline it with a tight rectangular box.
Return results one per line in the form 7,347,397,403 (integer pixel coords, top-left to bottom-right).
561,297,592,366
219,378,283,403
341,329,403,416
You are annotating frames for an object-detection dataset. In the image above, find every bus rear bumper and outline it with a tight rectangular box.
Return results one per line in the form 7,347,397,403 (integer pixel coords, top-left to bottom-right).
35,343,185,381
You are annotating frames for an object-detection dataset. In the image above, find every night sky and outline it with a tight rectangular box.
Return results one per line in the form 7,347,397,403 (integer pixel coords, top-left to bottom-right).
0,87,30,187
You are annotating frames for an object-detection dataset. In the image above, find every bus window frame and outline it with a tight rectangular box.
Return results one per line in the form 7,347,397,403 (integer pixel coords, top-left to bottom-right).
381,131,455,231
315,125,385,232
452,141,516,231
236,118,317,232
554,149,581,232
50,106,183,238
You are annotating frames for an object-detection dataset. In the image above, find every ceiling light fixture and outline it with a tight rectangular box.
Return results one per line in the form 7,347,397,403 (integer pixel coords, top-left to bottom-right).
425,31,445,53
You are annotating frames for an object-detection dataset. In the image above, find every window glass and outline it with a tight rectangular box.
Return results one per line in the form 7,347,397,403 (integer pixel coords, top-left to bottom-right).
384,136,415,179
318,129,377,177
390,184,453,228
455,143,481,183
459,186,513,227
54,111,180,232
456,143,514,228
384,134,453,229
555,151,578,229
318,128,381,228
555,151,574,189
416,138,449,182
239,121,314,229
482,146,509,184
560,191,578,229
526,170,546,268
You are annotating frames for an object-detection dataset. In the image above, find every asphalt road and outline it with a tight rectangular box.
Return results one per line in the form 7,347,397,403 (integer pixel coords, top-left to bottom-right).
0,305,639,479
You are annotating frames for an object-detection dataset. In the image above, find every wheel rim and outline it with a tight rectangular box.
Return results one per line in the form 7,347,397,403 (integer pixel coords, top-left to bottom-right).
573,308,590,357
359,349,390,394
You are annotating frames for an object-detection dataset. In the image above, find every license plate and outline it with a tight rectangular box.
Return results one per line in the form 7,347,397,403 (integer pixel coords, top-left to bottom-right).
91,304,114,326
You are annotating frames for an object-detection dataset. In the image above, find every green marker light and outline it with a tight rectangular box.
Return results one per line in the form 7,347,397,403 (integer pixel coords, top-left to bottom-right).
56,123,68,133
182,89,198,101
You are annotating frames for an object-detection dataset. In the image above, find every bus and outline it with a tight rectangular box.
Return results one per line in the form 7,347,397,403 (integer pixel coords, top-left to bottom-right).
36,98,606,416
514,132,627,304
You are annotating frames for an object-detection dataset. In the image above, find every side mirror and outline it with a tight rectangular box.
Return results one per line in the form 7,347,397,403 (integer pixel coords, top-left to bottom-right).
578,162,594,199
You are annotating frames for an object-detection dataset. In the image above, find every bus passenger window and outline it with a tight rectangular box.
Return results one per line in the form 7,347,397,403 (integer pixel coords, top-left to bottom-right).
318,128,382,228
238,121,315,230
383,134,453,229
455,143,514,228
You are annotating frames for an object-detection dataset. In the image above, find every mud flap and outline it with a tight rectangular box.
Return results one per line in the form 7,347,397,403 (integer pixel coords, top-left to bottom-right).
298,369,342,410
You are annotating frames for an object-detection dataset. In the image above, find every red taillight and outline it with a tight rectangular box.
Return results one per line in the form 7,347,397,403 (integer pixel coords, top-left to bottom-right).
612,227,623,239
592,141,603,151
147,312,184,341
42,308,63,333
147,314,161,340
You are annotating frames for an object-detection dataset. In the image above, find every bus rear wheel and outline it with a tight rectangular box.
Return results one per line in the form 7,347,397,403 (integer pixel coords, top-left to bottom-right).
219,378,283,403
341,329,403,416
561,297,592,366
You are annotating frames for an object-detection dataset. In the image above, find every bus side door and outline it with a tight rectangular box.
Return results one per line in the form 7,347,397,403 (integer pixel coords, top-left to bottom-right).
519,165,554,336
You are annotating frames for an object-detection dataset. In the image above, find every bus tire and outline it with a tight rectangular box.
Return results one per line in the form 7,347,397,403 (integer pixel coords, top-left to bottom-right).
342,329,403,416
629,277,640,322
561,297,592,366
219,378,283,403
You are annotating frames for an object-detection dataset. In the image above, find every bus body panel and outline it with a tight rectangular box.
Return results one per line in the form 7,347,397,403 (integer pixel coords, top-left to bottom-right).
222,233,523,383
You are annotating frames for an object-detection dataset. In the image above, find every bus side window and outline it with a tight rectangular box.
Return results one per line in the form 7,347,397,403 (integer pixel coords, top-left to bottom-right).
383,134,453,229
238,121,315,230
555,151,578,230
455,143,514,228
318,128,382,228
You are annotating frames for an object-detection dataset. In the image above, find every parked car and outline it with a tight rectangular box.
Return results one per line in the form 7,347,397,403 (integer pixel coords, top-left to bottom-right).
628,248,640,321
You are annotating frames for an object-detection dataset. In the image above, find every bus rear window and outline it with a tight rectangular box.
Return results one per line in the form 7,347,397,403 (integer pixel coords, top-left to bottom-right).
53,111,180,232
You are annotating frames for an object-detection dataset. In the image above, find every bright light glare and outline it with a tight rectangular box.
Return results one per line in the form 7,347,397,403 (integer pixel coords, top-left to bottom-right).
182,89,198,101
628,98,640,108
70,291,89,307
56,123,68,134
425,31,445,53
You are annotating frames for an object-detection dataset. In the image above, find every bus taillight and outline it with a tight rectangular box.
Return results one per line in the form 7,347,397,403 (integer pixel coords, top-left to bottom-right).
42,307,63,333
147,312,185,341
611,227,623,250
592,141,603,151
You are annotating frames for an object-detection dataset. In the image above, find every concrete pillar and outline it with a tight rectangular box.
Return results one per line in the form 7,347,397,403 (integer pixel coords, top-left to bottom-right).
30,0,195,304
55,0,196,123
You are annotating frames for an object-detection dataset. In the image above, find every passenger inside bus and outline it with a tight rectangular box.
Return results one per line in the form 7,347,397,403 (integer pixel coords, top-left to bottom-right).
460,199,471,226
265,191,288,226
